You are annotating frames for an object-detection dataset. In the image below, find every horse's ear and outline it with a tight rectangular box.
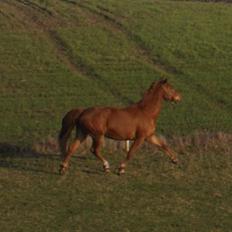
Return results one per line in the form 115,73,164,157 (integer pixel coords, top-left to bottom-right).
160,78,168,84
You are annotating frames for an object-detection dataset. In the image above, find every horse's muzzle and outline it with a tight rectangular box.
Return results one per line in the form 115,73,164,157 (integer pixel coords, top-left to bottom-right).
173,94,181,103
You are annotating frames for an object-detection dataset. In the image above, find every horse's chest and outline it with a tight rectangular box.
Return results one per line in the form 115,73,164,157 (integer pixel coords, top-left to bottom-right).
138,120,155,136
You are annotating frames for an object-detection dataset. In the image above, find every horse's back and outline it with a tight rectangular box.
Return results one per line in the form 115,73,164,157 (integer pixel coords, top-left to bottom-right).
77,106,152,140
79,106,135,126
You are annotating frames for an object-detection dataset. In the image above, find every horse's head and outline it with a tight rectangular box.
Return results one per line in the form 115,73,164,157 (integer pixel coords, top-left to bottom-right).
142,79,181,106
159,79,181,103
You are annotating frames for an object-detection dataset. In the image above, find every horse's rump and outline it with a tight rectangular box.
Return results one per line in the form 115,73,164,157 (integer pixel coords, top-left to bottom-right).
58,108,84,154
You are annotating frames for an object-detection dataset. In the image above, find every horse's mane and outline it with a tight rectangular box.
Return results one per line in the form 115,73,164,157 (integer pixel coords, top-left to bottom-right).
138,80,163,107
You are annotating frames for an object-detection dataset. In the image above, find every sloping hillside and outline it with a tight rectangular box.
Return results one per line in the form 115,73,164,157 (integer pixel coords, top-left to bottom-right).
0,0,232,147
1,2,232,232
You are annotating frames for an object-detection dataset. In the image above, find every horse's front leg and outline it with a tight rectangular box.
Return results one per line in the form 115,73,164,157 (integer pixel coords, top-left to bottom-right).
119,137,145,175
146,135,178,164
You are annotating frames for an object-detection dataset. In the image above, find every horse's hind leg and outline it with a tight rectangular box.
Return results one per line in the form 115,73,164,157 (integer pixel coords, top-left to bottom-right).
147,135,178,164
59,130,71,159
92,135,110,173
59,133,87,175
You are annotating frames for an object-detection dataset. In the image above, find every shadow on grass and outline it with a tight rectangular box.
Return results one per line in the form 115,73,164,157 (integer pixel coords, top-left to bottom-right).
0,143,102,176
0,142,61,175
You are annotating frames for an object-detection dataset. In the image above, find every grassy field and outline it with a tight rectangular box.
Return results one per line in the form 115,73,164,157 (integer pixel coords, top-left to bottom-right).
1,141,232,232
0,0,232,231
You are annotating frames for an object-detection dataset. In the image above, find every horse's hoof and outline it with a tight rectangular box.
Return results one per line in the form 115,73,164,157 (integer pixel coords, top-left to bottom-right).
172,158,178,164
59,168,65,175
59,164,67,175
103,166,110,173
104,168,111,174
103,161,110,173
118,168,125,175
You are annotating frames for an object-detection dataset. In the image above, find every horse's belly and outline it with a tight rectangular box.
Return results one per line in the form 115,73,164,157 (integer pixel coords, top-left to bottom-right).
105,126,135,140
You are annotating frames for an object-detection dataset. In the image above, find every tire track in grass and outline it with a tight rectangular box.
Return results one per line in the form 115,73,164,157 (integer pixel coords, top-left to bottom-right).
2,0,55,30
3,0,132,104
75,1,180,77
4,0,230,111
180,75,232,114
48,31,133,104
16,0,53,16
47,30,87,77
74,1,232,114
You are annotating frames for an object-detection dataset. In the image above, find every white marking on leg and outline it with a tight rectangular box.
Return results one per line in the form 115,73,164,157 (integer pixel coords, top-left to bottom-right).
119,163,126,175
125,140,130,152
103,160,110,170
119,169,125,174
120,163,126,169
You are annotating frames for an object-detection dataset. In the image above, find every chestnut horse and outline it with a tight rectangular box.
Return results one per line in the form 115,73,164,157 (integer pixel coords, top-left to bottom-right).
59,79,181,175
59,108,130,157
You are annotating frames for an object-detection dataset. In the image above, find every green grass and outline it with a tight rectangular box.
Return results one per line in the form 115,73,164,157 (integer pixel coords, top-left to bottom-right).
1,0,232,231
0,0,232,146
1,146,232,232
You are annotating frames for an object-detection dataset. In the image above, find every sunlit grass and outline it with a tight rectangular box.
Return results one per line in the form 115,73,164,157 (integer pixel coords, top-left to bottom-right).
0,1,232,231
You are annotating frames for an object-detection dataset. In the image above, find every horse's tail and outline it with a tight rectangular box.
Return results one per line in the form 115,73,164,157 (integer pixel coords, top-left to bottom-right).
58,108,84,157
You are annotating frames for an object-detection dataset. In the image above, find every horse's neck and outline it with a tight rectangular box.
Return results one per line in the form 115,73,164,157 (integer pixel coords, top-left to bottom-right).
137,86,164,119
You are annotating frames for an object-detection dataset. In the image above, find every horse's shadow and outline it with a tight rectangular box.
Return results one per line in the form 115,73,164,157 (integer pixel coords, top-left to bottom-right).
0,143,101,176
0,143,61,175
